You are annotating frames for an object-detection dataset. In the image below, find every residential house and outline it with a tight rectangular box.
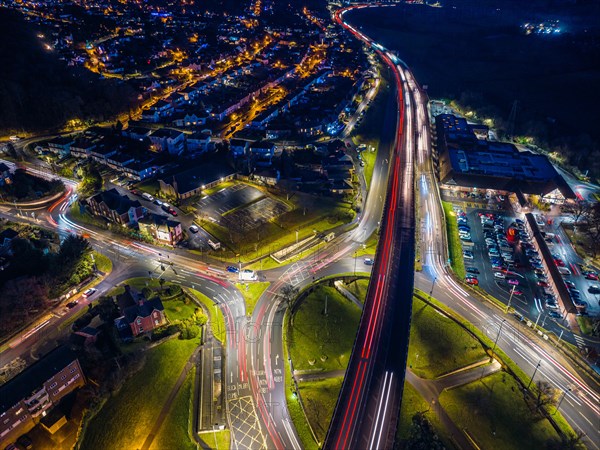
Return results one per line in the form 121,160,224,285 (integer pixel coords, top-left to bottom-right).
87,188,145,225
187,131,211,154
47,137,74,157
139,213,183,245
0,228,18,255
70,138,97,159
124,126,152,141
230,139,250,158
114,289,167,339
89,145,118,165
106,153,136,171
252,169,280,186
0,162,13,186
123,160,157,181
172,112,207,128
0,346,85,449
158,163,235,200
149,128,185,155
249,141,276,167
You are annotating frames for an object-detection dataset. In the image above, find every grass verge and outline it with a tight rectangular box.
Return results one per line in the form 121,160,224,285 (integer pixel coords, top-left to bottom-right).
283,315,319,450
150,368,196,450
343,279,369,303
297,377,344,444
408,296,487,378
235,281,270,316
189,288,227,344
288,285,361,373
81,339,198,450
439,372,561,450
93,251,112,274
442,200,466,278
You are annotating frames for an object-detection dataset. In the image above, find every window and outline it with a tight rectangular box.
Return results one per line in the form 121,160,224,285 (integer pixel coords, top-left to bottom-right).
49,382,57,389
70,367,76,373
155,320,159,326
61,375,66,380
136,318,142,325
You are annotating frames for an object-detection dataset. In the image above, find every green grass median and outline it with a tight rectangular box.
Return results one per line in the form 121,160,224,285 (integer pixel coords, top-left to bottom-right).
189,288,227,344
408,296,487,379
442,201,466,278
235,281,270,316
440,372,561,450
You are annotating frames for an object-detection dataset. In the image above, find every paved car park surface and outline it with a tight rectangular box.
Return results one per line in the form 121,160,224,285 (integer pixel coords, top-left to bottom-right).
453,199,599,348
197,184,263,221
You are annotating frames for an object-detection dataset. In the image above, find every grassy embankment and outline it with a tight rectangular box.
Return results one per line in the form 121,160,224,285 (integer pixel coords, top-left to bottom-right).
81,339,199,450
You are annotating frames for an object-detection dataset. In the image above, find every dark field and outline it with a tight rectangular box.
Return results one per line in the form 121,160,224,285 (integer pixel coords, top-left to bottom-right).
346,0,600,175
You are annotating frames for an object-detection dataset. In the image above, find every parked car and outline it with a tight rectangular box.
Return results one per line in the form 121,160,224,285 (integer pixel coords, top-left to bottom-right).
226,266,239,273
494,272,506,279
545,301,559,310
466,267,480,274
588,284,600,294
153,199,163,206
584,271,599,280
564,280,576,289
83,288,97,298
537,281,549,287
463,250,474,259
66,300,79,309
465,277,479,285
189,225,199,233
548,310,563,319
507,278,520,286
364,258,374,265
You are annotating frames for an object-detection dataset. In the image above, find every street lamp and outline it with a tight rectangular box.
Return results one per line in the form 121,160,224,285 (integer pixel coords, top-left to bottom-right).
527,360,542,390
490,319,506,362
506,284,516,313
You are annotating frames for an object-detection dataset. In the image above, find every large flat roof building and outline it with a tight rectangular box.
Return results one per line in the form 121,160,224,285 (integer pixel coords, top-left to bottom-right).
437,114,575,201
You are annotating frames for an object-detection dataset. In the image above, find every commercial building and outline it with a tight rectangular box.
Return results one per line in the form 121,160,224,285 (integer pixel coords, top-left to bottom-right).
436,114,575,203
158,163,235,199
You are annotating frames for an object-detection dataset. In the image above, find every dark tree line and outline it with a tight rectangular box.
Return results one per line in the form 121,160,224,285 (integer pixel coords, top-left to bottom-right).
0,10,138,133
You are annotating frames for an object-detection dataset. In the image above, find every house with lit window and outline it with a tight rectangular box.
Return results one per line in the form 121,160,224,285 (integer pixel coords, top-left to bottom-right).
114,287,167,339
87,188,145,225
138,213,183,245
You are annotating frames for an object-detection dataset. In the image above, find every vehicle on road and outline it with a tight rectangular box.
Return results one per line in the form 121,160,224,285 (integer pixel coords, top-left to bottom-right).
168,208,177,216
226,266,239,273
83,288,97,298
154,199,163,206
66,300,79,309
142,192,154,202
189,225,199,233
364,258,374,265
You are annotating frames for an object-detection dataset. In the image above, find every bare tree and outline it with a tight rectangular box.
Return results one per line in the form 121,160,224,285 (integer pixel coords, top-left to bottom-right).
567,200,592,225
281,284,299,310
535,380,557,410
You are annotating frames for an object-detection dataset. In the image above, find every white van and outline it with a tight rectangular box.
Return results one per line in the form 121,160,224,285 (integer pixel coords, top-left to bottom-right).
557,267,571,276
142,192,154,202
